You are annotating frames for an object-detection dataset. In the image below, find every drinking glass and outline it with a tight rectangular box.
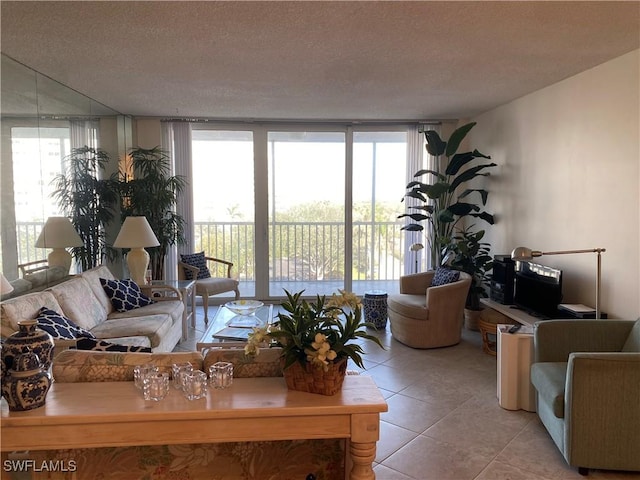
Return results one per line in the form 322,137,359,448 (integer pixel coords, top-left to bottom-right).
171,362,193,390
143,372,170,401
182,370,208,400
209,362,233,389
134,364,158,389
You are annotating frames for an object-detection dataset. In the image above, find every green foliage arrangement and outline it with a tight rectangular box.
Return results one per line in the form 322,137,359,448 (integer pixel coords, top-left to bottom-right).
246,290,384,370
444,227,493,310
399,122,496,267
52,146,119,270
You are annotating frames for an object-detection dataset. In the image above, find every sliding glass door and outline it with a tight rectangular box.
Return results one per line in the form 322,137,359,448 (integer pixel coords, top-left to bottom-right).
267,131,346,297
190,124,412,300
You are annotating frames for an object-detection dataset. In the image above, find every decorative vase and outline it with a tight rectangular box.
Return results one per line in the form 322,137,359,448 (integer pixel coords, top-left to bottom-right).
282,358,347,396
1,350,52,411
1,319,54,372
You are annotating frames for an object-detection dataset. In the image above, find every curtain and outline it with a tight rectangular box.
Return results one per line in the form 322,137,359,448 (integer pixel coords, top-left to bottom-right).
69,119,98,151
161,121,194,280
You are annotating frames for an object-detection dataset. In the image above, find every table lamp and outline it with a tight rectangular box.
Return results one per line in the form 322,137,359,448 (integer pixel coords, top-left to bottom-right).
511,246,605,319
1,272,14,296
113,216,159,285
35,217,84,273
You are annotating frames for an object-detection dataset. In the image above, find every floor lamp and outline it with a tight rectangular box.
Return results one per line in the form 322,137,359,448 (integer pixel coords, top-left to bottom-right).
114,216,160,285
511,246,606,319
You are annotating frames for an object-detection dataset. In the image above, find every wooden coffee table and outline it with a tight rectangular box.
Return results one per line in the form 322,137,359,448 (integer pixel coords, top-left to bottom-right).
196,304,274,351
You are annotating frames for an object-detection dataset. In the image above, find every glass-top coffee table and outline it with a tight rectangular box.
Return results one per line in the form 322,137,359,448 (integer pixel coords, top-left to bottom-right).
196,304,275,351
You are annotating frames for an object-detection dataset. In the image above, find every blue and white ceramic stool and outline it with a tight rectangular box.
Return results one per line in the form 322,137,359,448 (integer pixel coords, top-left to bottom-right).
363,290,388,330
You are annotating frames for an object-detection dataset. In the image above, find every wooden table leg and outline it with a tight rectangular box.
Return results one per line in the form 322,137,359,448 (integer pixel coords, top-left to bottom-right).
350,413,380,480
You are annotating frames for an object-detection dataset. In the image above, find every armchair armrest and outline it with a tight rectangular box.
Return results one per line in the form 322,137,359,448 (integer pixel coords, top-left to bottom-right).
565,352,640,469
205,256,235,278
399,271,435,294
534,320,635,362
141,285,183,302
179,261,199,281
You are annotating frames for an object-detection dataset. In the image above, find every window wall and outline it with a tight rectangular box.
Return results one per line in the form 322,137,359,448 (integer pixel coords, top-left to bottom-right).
189,124,419,300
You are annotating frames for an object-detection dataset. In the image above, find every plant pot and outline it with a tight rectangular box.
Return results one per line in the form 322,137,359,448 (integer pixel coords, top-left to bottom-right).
282,358,347,396
464,308,482,331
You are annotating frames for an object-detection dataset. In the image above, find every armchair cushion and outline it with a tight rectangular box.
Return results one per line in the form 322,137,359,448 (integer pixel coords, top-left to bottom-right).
180,252,211,280
100,278,154,312
36,307,95,340
430,267,460,286
530,362,567,418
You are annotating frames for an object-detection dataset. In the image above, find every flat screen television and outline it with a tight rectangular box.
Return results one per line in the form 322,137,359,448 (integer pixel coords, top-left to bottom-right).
514,261,563,318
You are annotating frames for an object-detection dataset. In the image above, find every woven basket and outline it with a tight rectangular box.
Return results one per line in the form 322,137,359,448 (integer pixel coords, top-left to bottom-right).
282,357,348,396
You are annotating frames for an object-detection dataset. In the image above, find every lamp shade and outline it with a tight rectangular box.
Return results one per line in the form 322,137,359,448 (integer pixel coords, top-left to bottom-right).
113,216,160,248
0,273,14,295
35,217,83,248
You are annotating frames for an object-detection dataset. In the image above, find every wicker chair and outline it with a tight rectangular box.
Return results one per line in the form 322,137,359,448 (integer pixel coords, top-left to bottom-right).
178,256,240,322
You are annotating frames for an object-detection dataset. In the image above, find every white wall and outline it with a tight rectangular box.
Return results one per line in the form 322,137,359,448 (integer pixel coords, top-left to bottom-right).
470,50,639,319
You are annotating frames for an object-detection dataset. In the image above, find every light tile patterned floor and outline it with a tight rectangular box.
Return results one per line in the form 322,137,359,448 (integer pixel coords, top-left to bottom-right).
175,305,640,480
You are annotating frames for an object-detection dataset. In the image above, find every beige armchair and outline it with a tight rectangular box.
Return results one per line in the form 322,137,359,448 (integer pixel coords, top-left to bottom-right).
388,270,471,349
178,256,240,322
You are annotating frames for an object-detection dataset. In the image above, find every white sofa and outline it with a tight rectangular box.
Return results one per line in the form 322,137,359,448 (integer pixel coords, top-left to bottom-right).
0,266,183,353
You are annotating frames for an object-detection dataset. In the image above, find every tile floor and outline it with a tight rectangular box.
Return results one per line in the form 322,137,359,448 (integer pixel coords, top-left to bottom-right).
175,305,639,480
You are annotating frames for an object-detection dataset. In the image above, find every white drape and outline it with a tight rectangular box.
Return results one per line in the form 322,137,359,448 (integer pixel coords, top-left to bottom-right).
69,120,98,151
403,124,439,273
161,121,194,280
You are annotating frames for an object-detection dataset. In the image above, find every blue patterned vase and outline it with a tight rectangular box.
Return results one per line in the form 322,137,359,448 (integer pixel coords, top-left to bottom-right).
1,319,54,372
1,350,51,411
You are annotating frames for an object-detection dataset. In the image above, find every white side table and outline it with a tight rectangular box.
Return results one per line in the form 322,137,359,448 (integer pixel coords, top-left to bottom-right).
497,324,536,412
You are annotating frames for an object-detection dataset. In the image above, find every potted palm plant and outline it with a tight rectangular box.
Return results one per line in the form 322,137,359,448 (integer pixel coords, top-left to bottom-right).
444,227,493,330
119,146,186,280
51,146,119,271
399,122,496,268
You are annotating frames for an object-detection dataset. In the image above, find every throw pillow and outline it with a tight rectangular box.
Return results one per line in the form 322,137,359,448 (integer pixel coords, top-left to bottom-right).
75,337,152,353
431,267,460,287
100,278,154,313
36,307,96,340
180,252,211,280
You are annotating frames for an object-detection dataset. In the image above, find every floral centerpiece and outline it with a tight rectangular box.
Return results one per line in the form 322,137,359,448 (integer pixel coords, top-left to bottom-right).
245,289,384,395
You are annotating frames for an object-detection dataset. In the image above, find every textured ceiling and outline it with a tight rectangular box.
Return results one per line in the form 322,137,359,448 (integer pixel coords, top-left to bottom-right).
1,1,639,121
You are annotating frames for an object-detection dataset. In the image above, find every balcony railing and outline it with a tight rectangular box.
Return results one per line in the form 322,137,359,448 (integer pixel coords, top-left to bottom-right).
15,220,408,295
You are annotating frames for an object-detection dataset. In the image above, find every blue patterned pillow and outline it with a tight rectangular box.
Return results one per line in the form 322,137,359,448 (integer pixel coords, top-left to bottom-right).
75,337,152,353
431,267,460,286
100,278,154,312
180,252,211,280
36,307,95,339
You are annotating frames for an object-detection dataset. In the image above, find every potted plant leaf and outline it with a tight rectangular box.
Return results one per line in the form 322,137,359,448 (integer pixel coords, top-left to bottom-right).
444,227,494,330
399,122,496,268
119,146,186,280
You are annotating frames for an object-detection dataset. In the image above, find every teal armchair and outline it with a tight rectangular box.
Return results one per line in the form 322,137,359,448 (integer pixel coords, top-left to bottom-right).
530,319,640,475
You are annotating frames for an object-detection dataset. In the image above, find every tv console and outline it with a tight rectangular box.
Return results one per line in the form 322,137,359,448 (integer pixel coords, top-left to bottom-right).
480,298,570,328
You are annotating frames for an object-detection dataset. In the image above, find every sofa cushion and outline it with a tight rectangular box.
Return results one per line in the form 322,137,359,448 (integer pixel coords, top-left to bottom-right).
47,277,107,331
36,307,95,340
621,320,640,352
431,267,460,286
79,265,117,315
388,293,428,320
52,350,204,383
180,252,211,280
75,337,151,353
100,278,154,312
90,314,173,349
0,291,62,338
107,298,184,325
531,362,568,418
